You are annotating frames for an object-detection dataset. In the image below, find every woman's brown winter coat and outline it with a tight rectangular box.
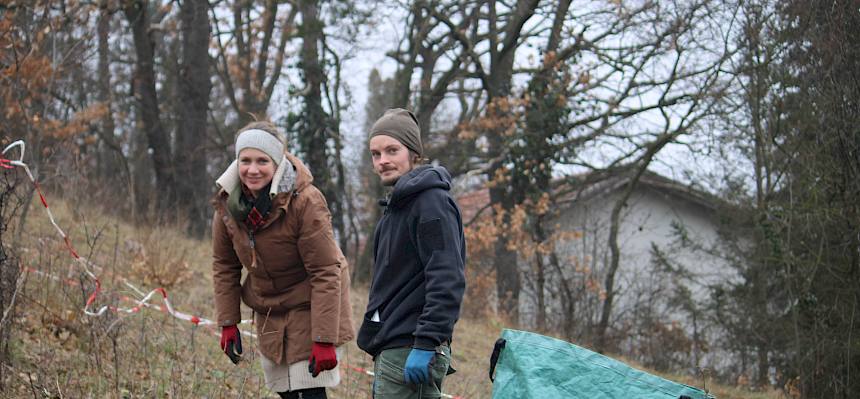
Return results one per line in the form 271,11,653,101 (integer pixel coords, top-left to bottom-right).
212,153,354,365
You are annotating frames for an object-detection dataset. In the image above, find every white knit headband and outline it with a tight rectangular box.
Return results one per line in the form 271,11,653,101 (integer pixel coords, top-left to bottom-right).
235,129,284,164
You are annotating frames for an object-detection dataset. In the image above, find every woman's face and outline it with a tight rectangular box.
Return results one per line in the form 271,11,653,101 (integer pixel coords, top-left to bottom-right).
238,148,276,196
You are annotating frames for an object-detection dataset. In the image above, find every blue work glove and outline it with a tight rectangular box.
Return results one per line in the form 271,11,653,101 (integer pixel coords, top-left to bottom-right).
404,348,435,384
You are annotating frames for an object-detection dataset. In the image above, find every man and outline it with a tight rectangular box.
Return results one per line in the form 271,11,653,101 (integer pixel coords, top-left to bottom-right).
357,108,467,398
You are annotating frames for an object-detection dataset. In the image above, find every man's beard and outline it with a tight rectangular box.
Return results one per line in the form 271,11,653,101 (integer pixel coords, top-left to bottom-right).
381,174,399,186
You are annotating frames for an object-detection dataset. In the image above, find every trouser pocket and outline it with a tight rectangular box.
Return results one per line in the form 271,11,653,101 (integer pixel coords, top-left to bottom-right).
373,346,451,399
429,345,452,396
373,348,409,398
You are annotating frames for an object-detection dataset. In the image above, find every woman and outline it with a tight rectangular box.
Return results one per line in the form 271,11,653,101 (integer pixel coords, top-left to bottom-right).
211,121,354,399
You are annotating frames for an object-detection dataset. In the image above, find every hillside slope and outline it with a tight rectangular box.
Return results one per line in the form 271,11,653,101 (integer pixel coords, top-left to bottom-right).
2,197,782,398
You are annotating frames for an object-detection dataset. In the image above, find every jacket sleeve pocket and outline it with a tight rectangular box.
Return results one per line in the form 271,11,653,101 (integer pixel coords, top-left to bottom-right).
418,218,444,251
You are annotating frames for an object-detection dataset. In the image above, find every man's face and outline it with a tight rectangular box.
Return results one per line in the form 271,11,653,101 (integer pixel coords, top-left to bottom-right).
369,134,413,186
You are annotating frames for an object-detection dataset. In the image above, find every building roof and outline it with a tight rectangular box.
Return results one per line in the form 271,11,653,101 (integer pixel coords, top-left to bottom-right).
556,170,721,212
455,170,723,224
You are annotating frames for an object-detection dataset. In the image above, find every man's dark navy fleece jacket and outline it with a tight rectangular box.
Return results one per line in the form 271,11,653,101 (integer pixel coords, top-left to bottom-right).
357,165,467,356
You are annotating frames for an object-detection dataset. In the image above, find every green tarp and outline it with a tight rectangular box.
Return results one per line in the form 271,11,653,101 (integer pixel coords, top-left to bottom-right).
490,329,714,399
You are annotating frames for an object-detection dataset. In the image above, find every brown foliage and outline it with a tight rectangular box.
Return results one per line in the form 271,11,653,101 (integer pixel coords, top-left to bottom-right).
124,230,191,289
462,210,498,318
0,6,94,153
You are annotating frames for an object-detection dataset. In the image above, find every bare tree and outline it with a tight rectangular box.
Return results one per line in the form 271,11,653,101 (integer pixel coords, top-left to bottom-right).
0,168,27,390
123,0,177,208
415,0,542,323
209,0,298,127
175,0,212,237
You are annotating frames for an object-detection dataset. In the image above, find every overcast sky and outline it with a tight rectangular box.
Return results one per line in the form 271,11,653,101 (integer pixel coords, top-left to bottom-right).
289,2,742,195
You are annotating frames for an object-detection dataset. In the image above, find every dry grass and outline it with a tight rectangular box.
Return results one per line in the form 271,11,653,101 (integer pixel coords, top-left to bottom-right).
3,195,786,398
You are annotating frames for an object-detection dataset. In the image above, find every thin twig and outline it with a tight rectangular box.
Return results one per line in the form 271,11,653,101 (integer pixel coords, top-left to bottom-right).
0,270,27,330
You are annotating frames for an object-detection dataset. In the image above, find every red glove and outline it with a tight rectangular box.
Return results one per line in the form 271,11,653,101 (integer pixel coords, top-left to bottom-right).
308,342,337,377
220,325,243,364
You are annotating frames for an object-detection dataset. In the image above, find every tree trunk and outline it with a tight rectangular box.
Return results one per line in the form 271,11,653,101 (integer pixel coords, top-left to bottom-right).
490,181,520,322
756,345,769,386
297,0,343,240
596,191,625,353
176,0,211,237
534,253,546,331
355,70,392,283
97,3,117,183
596,134,677,352
124,0,176,209
97,1,136,216
485,0,539,325
0,177,24,391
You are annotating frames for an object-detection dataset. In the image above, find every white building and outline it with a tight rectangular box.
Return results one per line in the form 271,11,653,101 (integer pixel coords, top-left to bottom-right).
457,170,734,368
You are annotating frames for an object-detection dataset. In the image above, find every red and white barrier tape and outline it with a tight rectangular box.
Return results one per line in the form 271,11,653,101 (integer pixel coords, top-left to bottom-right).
4,140,464,399
24,266,462,398
22,265,253,337
2,140,252,327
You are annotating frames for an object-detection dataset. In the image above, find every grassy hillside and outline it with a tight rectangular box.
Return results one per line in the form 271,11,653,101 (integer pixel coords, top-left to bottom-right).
2,196,784,398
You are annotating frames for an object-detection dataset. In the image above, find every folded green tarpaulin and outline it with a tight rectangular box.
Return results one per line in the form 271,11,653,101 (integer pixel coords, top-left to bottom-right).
490,329,714,399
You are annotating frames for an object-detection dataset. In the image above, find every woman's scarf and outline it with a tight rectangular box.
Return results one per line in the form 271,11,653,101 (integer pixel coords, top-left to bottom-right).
227,182,274,234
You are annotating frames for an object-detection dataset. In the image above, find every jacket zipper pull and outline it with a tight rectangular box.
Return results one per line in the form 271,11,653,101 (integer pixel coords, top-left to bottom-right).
249,232,257,268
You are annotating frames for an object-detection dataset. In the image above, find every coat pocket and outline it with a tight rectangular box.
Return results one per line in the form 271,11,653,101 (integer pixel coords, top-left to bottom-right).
357,315,383,354
242,277,311,314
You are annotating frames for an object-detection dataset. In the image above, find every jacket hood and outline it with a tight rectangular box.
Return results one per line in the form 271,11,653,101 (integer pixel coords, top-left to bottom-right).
387,165,452,208
215,152,314,200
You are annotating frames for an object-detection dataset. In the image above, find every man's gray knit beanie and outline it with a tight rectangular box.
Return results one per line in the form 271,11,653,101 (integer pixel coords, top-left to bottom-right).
370,108,423,156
